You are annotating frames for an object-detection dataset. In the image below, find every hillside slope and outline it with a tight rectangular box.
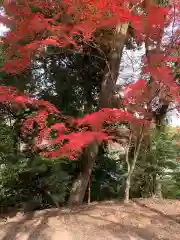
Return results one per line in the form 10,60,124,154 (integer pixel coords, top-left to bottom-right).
0,199,180,240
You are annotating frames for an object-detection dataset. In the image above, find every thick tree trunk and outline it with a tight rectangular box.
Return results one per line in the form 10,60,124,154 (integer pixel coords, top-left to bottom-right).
67,142,99,205
68,23,129,205
99,23,129,108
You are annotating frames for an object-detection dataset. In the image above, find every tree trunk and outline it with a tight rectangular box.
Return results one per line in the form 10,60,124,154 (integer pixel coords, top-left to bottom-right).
124,128,144,203
67,142,99,205
68,23,129,205
152,172,157,197
124,175,131,202
99,23,129,108
154,174,163,198
88,175,91,204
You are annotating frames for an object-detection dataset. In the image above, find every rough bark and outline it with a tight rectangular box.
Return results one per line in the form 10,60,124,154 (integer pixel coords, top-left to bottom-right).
99,23,129,108
67,142,99,205
68,23,129,205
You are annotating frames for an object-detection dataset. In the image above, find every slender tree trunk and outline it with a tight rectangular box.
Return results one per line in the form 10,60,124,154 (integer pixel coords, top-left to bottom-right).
88,175,91,204
152,172,157,197
124,175,131,202
124,133,132,202
68,23,129,205
155,183,162,199
124,128,144,203
153,174,163,198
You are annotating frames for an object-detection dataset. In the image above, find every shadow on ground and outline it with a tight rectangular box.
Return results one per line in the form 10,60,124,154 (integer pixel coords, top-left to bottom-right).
0,199,180,240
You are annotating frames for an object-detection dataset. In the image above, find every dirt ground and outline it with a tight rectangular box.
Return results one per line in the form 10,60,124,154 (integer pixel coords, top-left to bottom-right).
0,199,180,240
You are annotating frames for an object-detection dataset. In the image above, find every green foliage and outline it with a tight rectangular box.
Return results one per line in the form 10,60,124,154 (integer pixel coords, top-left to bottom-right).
0,121,14,159
1,112,180,211
0,121,75,211
132,127,180,198
32,50,105,117
90,147,126,201
151,128,178,176
0,153,74,211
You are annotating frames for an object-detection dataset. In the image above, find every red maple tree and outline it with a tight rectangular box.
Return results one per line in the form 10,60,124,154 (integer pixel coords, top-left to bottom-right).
0,85,145,159
0,0,179,159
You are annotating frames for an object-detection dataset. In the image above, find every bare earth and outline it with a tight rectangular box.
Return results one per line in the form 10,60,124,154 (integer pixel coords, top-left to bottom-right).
0,199,180,240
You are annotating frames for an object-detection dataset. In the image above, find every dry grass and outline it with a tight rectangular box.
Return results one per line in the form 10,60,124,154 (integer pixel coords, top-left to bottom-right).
0,199,180,240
